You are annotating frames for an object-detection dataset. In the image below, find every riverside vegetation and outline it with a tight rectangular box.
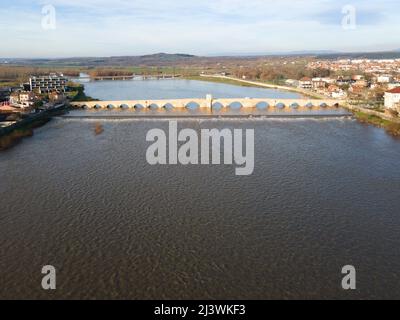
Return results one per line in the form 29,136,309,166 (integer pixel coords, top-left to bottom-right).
0,118,50,151
0,128,33,151
355,111,400,137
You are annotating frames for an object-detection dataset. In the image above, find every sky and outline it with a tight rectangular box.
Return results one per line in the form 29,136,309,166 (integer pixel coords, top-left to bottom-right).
0,0,399,58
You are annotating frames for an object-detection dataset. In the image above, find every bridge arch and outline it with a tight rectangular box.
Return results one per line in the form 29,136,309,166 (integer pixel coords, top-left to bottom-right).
212,102,224,111
107,104,116,109
290,102,300,109
305,102,314,108
275,102,286,109
134,104,145,110
228,101,243,110
320,102,328,108
120,104,130,109
256,102,270,110
149,103,160,110
186,101,200,110
163,103,174,110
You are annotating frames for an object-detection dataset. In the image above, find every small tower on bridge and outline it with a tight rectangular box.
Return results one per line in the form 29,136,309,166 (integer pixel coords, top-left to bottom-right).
206,94,213,109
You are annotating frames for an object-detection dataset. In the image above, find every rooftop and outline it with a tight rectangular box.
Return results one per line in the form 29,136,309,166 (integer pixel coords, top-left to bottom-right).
386,87,400,93
0,105,18,112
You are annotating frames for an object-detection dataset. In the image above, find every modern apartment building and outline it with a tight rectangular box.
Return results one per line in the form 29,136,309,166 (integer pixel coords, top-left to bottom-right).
29,73,67,93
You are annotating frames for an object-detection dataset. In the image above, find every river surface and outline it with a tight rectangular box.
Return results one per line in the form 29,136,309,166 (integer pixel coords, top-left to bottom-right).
1,80,400,299
83,78,304,100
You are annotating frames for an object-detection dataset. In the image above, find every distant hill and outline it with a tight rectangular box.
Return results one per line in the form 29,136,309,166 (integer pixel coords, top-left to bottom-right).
277,50,340,56
2,50,400,67
316,50,400,60
1,53,201,67
139,53,196,59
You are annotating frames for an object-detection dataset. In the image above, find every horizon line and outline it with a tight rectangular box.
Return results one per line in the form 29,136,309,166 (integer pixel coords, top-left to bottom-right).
2,48,400,61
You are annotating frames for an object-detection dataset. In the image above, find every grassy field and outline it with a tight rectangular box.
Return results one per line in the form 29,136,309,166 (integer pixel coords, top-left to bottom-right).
185,75,323,99
184,75,268,88
0,65,200,87
0,81,20,87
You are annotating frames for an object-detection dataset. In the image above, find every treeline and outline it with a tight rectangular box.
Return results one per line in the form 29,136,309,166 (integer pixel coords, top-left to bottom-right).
87,67,191,77
232,64,332,83
0,65,193,83
0,66,81,82
88,69,134,77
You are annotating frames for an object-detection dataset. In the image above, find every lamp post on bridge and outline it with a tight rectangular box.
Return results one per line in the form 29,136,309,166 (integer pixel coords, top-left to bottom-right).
206,94,213,109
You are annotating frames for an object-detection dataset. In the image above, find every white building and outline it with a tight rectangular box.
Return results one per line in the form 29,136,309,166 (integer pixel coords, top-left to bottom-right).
384,87,400,110
312,78,326,90
377,75,393,83
285,79,299,87
298,77,312,89
9,91,36,108
322,77,336,84
331,90,347,99
352,75,365,81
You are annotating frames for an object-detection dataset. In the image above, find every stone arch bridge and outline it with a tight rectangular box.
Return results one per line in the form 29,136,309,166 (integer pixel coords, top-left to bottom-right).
71,96,341,111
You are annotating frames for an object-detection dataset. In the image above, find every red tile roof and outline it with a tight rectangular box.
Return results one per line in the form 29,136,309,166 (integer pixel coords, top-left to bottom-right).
0,105,18,112
387,87,400,93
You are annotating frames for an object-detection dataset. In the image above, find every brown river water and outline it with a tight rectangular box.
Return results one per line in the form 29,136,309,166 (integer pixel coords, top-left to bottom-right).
0,80,399,299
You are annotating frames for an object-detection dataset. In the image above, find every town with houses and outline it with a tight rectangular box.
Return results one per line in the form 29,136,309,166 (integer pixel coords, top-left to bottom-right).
0,73,68,128
301,58,400,108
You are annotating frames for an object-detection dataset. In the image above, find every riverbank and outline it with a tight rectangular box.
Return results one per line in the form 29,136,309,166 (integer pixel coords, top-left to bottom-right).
0,118,49,151
70,83,98,102
185,75,269,88
0,105,67,151
354,111,400,137
343,103,400,137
